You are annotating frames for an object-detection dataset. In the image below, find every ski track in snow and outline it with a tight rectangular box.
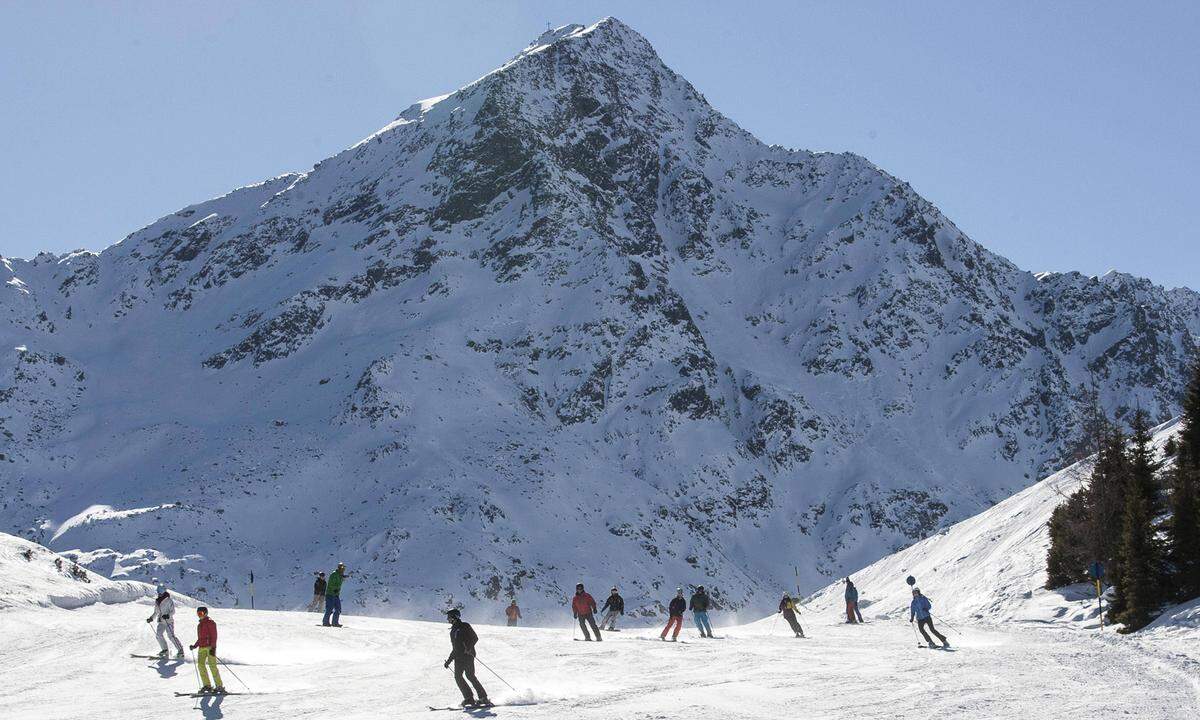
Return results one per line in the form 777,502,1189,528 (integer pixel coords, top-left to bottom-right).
1,603,1196,720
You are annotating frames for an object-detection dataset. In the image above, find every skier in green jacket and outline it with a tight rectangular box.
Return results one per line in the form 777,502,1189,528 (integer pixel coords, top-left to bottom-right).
322,563,350,627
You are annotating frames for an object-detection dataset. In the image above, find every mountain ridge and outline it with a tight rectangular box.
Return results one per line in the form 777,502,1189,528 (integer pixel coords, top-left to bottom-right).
1,18,1197,618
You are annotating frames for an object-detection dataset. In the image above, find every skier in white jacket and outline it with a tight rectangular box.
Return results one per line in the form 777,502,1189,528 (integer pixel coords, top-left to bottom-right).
146,580,185,658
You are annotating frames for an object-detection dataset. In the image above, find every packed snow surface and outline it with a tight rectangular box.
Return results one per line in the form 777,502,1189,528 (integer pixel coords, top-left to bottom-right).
2,602,1197,719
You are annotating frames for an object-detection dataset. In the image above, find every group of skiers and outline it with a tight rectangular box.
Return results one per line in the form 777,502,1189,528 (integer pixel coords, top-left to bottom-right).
145,579,227,694
142,570,952,703
305,562,351,627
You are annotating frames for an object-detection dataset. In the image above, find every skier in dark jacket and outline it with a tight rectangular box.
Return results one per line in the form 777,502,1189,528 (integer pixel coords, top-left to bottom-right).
690,585,714,638
661,588,687,641
600,587,624,631
844,578,863,623
308,572,327,612
571,583,602,641
444,609,490,708
909,588,949,648
779,592,805,637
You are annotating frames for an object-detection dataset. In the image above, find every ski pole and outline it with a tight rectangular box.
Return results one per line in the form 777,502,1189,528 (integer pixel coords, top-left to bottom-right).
932,615,961,635
910,620,922,647
190,648,202,709
216,656,252,692
476,657,517,692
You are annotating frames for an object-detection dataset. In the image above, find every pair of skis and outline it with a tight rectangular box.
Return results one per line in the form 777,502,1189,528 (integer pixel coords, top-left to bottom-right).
428,701,499,712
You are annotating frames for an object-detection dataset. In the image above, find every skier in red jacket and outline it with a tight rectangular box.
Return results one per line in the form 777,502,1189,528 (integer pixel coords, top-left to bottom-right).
188,606,226,694
571,583,602,641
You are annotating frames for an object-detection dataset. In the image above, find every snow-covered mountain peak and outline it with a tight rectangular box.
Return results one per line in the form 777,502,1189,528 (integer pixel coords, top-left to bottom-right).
1,19,1197,618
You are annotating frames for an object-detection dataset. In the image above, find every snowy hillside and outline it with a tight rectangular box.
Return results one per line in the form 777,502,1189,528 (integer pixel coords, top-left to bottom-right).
803,420,1197,638
1,18,1198,617
0,531,151,610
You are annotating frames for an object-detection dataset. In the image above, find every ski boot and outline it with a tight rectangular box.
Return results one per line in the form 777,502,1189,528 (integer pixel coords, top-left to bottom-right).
199,685,214,694
156,649,169,658
175,651,186,659
212,686,228,695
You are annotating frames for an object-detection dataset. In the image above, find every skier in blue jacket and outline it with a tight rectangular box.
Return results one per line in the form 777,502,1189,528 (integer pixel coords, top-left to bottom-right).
909,588,949,648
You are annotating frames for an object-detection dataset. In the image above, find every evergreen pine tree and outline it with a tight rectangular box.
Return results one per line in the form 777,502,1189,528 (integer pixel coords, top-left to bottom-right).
1112,480,1158,631
1110,410,1164,631
1168,363,1200,601
1046,490,1090,588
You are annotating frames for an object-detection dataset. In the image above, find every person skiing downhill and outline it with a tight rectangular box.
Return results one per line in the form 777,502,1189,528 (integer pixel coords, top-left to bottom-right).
145,579,185,658
778,592,806,638
572,583,602,641
323,563,349,627
661,588,687,641
505,600,521,626
909,587,949,649
844,578,864,624
308,572,326,612
188,606,226,694
600,587,624,631
690,585,714,638
444,609,490,708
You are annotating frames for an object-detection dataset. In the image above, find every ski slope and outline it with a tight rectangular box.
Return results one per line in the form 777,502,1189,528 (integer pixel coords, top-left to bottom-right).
4,421,1199,718
3,601,1198,720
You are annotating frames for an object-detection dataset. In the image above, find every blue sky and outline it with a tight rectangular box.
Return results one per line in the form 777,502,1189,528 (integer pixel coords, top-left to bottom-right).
1,1,1196,289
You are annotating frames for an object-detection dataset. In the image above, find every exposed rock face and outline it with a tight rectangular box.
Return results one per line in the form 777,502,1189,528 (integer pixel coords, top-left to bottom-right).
1,19,1196,618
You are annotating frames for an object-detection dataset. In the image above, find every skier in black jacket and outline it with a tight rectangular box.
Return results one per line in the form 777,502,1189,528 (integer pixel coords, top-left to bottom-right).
444,609,489,708
660,588,687,641
308,572,326,612
600,587,624,631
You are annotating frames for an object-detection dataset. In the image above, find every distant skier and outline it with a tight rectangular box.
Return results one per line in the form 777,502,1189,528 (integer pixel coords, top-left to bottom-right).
690,585,714,638
571,583,602,641
600,587,624,631
188,606,226,694
778,592,805,638
444,608,490,708
322,563,349,627
308,572,326,612
505,600,522,626
145,579,185,658
844,578,863,624
661,588,686,641
909,587,949,649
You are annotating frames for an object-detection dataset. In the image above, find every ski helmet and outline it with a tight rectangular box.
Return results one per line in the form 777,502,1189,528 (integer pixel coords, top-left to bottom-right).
446,608,461,619
611,587,618,592
911,587,921,596
697,585,705,591
576,583,584,590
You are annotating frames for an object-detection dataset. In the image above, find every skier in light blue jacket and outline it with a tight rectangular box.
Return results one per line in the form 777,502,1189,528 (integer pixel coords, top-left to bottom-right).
909,588,949,649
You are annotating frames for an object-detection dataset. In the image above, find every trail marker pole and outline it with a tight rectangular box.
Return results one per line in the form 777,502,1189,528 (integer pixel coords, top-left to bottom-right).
1087,561,1105,630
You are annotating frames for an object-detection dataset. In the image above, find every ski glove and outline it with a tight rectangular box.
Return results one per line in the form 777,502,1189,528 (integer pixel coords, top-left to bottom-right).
146,617,153,624
444,659,451,669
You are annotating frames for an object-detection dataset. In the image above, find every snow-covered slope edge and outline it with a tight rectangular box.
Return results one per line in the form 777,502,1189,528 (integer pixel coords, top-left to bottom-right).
804,419,1189,631
0,531,152,610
